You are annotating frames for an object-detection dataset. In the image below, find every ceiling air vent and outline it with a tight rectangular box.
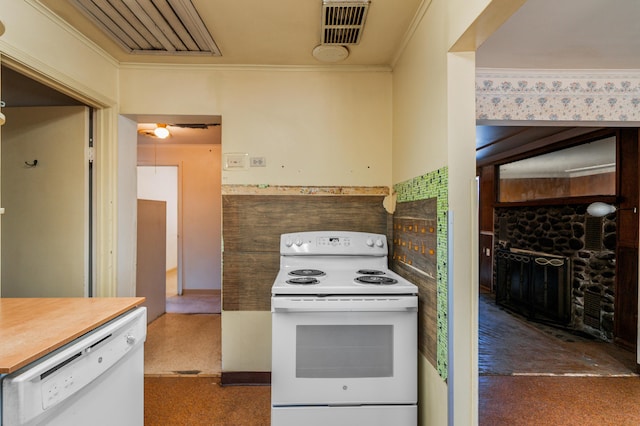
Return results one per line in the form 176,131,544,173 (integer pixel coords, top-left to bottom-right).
70,0,221,56
321,0,370,45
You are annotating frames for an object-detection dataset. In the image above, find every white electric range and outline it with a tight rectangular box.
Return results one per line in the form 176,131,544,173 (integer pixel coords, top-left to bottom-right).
271,231,418,426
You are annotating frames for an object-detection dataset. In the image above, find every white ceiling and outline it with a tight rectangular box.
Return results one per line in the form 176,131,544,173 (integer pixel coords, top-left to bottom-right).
499,136,616,179
24,1,640,148
37,0,640,69
39,0,422,66
477,0,640,69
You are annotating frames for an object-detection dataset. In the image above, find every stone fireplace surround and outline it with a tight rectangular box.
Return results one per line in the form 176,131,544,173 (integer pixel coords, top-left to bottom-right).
494,204,616,341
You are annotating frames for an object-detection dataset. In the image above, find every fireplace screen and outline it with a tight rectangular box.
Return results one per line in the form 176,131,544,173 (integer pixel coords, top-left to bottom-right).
496,249,571,325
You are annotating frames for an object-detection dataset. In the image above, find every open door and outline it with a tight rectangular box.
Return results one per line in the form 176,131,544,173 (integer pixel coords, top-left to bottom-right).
136,199,167,323
1,106,90,297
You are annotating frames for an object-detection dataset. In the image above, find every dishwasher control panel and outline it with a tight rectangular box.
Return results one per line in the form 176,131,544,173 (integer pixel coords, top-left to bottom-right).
2,308,146,425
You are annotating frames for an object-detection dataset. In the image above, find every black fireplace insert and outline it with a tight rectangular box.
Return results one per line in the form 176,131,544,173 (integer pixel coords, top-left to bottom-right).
496,248,571,325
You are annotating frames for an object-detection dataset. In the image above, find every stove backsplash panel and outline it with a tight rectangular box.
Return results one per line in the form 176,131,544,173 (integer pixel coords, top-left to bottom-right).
221,190,389,311
391,198,438,374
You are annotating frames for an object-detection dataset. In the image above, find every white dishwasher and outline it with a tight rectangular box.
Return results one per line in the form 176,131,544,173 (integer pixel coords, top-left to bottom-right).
0,306,146,426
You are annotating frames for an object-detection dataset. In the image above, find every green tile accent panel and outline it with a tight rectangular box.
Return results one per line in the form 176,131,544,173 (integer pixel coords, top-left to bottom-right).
394,167,449,380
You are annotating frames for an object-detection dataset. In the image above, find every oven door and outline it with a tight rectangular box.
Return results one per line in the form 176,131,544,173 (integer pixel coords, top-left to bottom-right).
271,296,417,406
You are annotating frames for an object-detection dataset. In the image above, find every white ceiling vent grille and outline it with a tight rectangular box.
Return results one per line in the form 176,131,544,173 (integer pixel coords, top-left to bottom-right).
70,0,221,56
321,0,370,45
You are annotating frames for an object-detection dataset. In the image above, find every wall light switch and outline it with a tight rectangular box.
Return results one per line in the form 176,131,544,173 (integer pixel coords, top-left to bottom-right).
223,153,248,170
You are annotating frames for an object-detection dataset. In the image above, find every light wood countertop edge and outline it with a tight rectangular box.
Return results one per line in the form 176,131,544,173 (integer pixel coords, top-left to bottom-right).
0,297,145,374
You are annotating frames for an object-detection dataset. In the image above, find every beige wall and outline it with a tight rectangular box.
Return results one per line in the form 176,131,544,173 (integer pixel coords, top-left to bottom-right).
0,2,525,423
391,0,514,424
392,2,450,423
0,0,118,104
138,144,222,291
120,66,395,378
119,66,393,187
0,0,120,296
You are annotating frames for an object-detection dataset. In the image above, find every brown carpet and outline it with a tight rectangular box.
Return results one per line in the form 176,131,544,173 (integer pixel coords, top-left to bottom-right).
145,377,271,426
480,376,640,425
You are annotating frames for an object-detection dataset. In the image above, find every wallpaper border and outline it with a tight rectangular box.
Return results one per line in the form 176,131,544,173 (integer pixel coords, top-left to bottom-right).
477,68,640,122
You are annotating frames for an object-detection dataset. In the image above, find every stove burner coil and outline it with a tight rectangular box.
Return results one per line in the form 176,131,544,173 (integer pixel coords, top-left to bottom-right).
286,277,320,285
357,269,386,275
355,276,398,285
289,269,326,277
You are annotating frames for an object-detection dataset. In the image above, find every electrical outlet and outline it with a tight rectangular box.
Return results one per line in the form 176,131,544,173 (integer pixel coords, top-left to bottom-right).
250,157,266,167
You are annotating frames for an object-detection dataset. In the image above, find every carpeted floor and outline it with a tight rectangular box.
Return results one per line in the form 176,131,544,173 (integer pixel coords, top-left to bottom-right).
142,292,640,424
145,313,221,376
145,377,270,426
480,375,640,425
479,292,640,425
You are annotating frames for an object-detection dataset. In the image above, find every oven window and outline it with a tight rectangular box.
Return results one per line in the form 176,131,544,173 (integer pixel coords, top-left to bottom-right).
296,325,393,378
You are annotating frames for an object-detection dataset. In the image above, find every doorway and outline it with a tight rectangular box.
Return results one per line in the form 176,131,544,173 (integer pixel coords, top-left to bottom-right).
476,126,639,390
133,116,223,377
135,117,222,315
0,66,93,297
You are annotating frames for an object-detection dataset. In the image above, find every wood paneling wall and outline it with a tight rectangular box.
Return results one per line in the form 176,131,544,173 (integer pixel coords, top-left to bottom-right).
499,173,614,202
222,194,389,311
391,198,438,367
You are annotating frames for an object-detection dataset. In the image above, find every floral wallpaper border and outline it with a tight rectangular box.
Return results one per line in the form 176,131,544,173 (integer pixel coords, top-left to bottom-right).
477,69,640,122
394,167,449,380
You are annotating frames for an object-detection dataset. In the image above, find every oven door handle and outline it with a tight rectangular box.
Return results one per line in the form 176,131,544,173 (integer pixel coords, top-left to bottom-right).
271,297,418,313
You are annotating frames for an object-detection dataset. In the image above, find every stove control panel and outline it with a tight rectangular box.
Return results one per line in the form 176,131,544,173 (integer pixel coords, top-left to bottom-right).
281,231,388,256
317,236,351,247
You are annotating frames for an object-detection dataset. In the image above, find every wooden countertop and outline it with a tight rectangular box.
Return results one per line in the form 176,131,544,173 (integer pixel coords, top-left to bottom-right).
0,297,145,374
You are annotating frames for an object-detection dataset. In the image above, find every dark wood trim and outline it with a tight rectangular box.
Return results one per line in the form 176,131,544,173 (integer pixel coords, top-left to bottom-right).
495,195,617,208
614,128,639,352
221,371,271,386
477,127,608,167
478,165,496,232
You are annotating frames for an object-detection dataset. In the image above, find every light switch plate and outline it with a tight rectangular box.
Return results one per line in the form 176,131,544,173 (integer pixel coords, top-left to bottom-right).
223,153,248,170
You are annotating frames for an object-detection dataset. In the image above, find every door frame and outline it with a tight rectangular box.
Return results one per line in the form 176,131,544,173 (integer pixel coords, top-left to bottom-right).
0,56,118,296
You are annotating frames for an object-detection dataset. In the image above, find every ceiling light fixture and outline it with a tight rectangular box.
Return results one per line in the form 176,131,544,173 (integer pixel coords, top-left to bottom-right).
154,124,170,139
312,44,349,62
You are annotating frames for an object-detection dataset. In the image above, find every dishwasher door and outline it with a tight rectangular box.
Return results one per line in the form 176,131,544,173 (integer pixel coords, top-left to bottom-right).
1,307,146,426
